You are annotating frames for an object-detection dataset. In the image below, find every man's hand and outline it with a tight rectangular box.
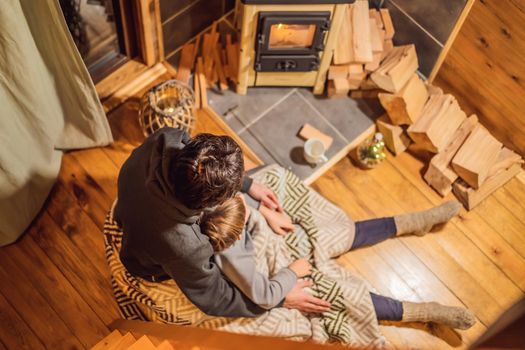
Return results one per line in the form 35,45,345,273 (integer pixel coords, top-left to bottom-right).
248,182,283,212
284,280,331,313
259,205,295,236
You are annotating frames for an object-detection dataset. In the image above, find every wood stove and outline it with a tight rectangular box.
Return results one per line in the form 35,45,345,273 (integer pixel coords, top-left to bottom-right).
236,0,354,95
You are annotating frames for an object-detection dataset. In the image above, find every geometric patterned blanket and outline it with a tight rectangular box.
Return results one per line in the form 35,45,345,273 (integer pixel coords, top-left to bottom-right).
104,165,385,348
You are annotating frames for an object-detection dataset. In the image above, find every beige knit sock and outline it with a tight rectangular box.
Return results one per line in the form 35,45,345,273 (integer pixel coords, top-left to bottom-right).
402,301,476,330
394,201,461,236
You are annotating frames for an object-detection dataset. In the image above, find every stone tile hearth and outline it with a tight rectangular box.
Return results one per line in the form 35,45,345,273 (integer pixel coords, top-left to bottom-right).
207,86,383,180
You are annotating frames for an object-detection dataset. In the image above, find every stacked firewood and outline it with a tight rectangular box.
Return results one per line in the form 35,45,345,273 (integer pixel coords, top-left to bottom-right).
174,22,239,109
328,0,395,97
329,1,523,210
410,93,522,209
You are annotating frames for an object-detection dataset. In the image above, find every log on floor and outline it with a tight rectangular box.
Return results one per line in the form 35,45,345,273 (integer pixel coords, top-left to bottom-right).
451,124,502,189
424,115,479,196
453,163,522,211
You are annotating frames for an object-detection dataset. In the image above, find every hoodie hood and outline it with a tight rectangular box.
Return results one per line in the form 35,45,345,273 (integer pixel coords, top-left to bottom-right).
144,128,202,224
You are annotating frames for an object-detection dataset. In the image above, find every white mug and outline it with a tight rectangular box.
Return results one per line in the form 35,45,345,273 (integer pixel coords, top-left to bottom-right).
304,138,328,165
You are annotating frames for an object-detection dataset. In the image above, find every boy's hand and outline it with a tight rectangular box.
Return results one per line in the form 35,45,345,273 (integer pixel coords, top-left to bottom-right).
259,205,295,236
288,258,312,278
248,182,283,212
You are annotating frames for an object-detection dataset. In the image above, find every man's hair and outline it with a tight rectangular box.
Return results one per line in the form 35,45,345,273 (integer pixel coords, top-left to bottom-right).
200,196,246,252
170,133,244,209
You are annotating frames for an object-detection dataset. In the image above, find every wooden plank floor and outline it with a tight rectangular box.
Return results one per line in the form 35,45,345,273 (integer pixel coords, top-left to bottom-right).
1,87,524,349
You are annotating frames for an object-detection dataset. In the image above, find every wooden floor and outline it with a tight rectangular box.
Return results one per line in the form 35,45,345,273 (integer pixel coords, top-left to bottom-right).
1,85,524,349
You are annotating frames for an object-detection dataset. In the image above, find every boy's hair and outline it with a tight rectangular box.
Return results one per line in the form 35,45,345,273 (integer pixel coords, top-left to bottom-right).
200,196,246,252
170,133,244,209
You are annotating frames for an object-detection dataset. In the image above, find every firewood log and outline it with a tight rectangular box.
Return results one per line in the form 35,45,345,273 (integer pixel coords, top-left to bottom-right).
378,73,429,125
424,115,479,196
348,64,364,75
351,0,373,63
328,65,349,80
407,94,466,153
213,46,228,91
175,43,195,84
196,58,208,108
453,163,522,210
365,52,383,72
487,147,523,177
376,115,411,155
369,18,384,53
383,39,394,57
334,4,354,64
327,79,350,98
369,9,383,29
370,45,418,93
380,8,395,39
226,35,238,83
348,72,367,89
451,124,503,189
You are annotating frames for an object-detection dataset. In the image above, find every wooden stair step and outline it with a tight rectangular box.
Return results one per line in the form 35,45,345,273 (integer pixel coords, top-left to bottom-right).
91,330,122,350
108,332,136,350
127,335,157,350
156,340,176,350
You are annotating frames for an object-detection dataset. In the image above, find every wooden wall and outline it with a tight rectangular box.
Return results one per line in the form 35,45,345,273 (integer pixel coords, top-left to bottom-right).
379,0,469,77
434,0,525,157
161,0,235,67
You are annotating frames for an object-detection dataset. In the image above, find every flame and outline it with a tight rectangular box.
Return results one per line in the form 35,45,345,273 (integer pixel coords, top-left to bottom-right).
277,23,283,29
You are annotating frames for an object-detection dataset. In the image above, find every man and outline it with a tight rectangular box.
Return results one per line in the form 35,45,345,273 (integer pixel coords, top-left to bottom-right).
114,128,331,317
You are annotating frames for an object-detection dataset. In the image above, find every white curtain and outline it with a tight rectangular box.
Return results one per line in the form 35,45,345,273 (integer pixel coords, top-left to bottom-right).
0,0,113,246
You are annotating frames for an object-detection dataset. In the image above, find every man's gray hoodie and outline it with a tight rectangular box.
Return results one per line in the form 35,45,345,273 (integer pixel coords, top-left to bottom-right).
114,127,265,317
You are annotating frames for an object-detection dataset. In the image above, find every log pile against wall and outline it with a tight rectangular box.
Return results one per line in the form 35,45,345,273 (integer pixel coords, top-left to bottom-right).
326,1,523,210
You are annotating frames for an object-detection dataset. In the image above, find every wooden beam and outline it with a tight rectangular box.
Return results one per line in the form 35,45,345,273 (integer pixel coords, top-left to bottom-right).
428,0,476,82
134,0,159,66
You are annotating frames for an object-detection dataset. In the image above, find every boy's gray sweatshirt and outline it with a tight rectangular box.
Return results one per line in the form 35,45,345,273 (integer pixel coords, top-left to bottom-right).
214,210,297,309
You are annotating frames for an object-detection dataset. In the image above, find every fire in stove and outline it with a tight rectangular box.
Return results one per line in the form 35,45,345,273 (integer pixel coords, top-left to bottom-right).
255,12,331,72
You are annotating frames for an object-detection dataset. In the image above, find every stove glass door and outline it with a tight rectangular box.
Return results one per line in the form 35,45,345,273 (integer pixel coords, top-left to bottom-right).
268,23,316,49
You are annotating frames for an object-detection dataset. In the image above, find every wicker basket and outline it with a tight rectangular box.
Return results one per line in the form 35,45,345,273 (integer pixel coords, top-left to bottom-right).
139,80,196,137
